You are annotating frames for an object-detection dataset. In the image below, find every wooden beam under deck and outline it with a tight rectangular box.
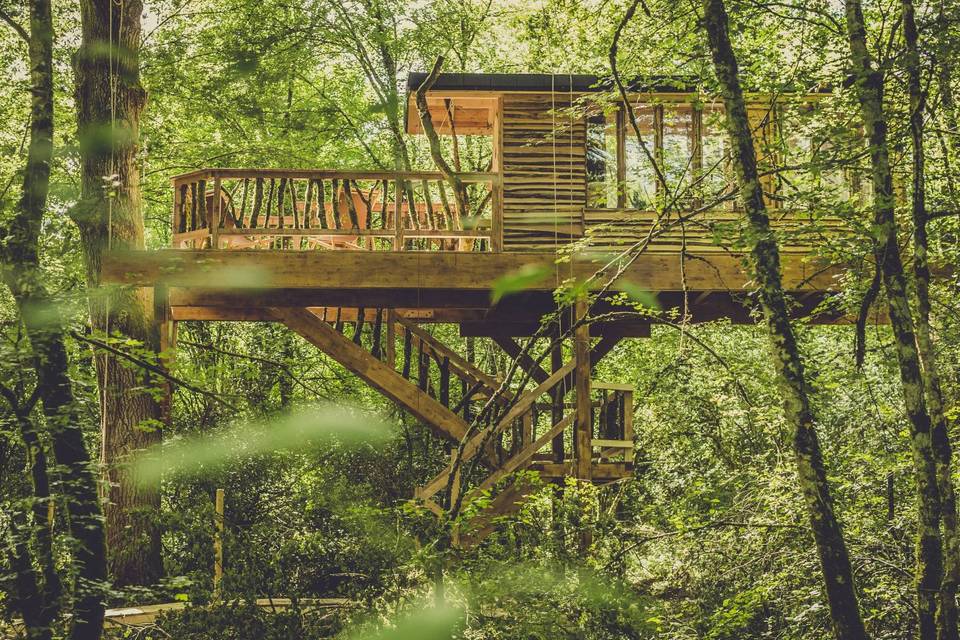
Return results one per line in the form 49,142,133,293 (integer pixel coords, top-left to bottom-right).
106,249,855,327
104,249,838,293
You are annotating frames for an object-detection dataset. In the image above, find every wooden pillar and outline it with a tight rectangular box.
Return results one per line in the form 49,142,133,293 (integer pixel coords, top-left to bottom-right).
551,330,565,463
210,174,221,249
521,410,534,449
574,299,592,482
154,284,176,430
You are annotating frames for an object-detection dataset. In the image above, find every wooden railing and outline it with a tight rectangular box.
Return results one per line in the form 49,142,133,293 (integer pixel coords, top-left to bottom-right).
583,208,847,254
171,169,502,252
414,376,636,515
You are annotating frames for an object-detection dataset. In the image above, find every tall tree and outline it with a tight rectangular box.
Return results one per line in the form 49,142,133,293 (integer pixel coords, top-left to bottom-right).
845,1,947,637
700,0,870,637
72,0,162,586
0,0,107,635
903,1,960,637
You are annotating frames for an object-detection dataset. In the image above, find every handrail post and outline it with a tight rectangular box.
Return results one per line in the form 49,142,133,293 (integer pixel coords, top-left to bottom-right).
394,178,405,251
210,173,221,249
171,178,181,248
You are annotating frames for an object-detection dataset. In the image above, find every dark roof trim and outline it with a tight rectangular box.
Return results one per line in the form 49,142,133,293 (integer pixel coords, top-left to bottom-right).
405,72,698,95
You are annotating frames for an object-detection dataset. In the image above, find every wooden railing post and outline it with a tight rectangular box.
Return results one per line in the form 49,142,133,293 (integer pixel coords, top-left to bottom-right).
171,178,180,247
210,173,221,249
394,178,404,251
168,168,499,252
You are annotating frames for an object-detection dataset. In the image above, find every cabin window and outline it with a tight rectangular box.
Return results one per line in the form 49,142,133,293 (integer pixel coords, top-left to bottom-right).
699,106,735,209
661,105,695,198
623,105,658,209
586,112,619,208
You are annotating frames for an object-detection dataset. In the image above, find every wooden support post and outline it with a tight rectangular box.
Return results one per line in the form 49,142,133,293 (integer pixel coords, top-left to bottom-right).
574,299,592,482
213,488,224,596
155,284,176,431
551,331,565,463
522,410,534,448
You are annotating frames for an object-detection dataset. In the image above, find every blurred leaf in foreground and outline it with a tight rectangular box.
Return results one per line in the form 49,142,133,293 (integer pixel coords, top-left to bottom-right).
491,263,551,303
342,603,463,640
135,403,392,484
619,280,661,310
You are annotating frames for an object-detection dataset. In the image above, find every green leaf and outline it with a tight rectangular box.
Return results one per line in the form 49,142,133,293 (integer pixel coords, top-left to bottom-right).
491,263,551,303
133,403,392,485
344,604,464,640
619,280,661,310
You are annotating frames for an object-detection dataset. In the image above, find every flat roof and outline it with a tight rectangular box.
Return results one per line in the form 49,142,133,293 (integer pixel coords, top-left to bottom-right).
404,72,697,94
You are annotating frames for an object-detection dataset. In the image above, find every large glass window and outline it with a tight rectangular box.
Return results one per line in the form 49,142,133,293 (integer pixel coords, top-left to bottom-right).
586,112,619,208
661,105,694,199
699,106,735,209
623,104,657,210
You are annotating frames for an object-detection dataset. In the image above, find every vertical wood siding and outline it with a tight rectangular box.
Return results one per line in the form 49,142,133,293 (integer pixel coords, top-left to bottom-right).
501,94,586,251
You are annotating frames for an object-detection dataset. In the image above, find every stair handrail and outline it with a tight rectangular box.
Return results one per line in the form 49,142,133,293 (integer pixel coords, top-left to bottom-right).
416,359,576,502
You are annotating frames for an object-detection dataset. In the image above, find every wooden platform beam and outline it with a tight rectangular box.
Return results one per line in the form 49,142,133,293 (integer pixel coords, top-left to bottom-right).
103,249,839,293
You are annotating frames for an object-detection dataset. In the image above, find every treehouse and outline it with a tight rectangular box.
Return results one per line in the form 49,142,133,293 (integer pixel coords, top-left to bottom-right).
104,73,849,542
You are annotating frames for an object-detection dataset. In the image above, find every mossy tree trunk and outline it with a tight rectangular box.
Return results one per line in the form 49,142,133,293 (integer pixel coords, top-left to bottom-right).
845,1,944,636
0,0,106,636
72,0,162,587
903,1,960,637
702,1,870,638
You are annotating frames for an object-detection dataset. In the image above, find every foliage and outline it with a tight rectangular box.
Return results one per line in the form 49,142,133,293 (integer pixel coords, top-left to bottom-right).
2,0,960,638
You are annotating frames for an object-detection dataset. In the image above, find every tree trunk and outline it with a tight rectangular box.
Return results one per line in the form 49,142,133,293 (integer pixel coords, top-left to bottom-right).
0,0,107,635
845,1,944,637
702,1,870,638
903,1,960,637
72,0,162,586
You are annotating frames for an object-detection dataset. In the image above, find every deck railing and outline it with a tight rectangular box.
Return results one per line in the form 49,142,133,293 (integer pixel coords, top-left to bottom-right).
171,169,502,252
583,207,848,254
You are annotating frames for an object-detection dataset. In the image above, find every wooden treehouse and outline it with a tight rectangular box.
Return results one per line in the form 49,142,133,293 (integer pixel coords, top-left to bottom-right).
104,73,847,543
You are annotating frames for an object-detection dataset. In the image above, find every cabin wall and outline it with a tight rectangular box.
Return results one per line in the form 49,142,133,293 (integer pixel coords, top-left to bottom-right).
500,94,586,251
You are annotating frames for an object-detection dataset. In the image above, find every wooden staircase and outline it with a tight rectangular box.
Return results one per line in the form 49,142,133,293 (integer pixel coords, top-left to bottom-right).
272,306,635,546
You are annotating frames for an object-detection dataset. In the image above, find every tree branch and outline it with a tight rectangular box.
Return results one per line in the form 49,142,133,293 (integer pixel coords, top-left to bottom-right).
0,7,29,44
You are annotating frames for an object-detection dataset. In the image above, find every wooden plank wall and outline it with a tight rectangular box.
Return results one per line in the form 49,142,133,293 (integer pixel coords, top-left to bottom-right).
501,94,586,251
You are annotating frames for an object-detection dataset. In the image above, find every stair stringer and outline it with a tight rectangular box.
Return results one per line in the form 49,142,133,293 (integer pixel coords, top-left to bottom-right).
272,307,470,443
